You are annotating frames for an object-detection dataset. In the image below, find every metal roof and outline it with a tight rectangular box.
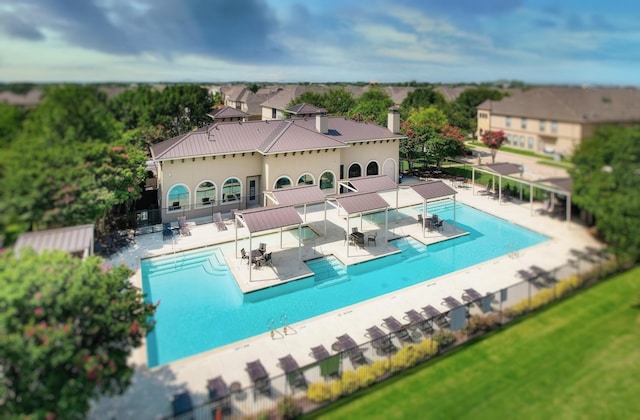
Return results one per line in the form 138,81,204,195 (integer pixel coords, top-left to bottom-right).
14,224,94,257
538,177,573,193
410,181,457,200
481,162,524,176
335,192,389,214
348,175,397,193
237,206,303,233
208,106,249,119
268,185,326,206
287,103,327,115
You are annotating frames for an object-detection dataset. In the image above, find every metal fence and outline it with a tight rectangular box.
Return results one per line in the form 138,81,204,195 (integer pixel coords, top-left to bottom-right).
167,246,623,419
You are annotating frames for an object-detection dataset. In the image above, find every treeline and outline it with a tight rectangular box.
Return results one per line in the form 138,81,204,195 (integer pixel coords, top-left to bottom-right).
0,84,216,245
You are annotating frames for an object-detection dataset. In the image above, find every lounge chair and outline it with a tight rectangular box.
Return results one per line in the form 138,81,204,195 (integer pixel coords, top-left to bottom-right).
421,304,450,329
529,265,556,283
245,359,270,400
517,269,537,281
403,309,434,335
461,288,483,305
381,316,413,343
172,391,193,419
365,325,396,354
278,354,307,390
335,334,367,366
213,212,227,232
177,216,191,236
310,345,341,377
207,376,231,414
441,296,464,310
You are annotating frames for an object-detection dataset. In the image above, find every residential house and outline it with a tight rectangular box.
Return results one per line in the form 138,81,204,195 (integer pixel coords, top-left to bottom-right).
150,109,405,222
477,86,640,156
221,85,271,120
260,85,329,120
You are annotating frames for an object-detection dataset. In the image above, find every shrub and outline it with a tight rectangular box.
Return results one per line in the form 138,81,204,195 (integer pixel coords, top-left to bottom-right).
329,380,343,399
277,395,301,420
340,370,361,395
465,312,501,335
306,382,331,403
355,364,377,387
370,359,390,379
433,330,456,348
415,337,438,358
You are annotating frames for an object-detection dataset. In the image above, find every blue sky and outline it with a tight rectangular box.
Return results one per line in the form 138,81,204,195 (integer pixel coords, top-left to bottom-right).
0,0,638,85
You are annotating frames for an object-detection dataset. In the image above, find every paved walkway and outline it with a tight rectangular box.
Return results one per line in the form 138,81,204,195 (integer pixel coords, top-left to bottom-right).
89,175,599,419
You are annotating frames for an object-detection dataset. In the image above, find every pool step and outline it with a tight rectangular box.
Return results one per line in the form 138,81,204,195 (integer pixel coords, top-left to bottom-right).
307,256,348,284
314,274,350,289
145,248,226,275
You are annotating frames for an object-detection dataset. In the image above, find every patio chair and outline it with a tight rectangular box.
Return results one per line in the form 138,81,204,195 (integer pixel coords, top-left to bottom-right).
381,316,413,343
365,325,396,354
162,223,173,240
421,305,450,329
417,214,424,226
240,248,250,262
461,288,483,305
278,354,307,390
245,359,270,400
403,309,434,335
177,216,191,236
310,345,341,377
263,252,272,267
367,232,377,247
213,212,227,232
172,391,193,419
258,243,267,254
206,376,231,415
336,333,367,366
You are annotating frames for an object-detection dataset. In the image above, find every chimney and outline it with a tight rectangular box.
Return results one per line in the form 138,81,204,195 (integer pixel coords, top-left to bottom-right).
387,105,400,134
316,112,328,134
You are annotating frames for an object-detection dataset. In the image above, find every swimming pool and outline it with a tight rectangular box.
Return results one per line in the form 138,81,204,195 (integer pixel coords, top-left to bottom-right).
142,202,547,367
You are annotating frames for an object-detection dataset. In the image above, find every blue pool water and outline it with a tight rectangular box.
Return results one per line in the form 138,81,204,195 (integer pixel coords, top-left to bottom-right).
142,202,547,367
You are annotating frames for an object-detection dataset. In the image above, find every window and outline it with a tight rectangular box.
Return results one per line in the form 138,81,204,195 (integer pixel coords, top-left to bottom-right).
348,163,362,178
540,120,546,131
195,181,216,207
167,184,189,211
319,171,335,192
551,121,558,133
521,118,527,129
297,174,314,185
366,161,379,176
519,136,525,147
222,177,241,202
528,136,534,149
506,134,511,144
505,116,511,127
274,176,292,189
271,108,276,119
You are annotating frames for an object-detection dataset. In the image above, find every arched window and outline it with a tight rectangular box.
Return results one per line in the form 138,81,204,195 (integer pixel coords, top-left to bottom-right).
366,161,379,176
319,171,335,193
195,181,216,207
222,177,241,202
167,184,189,211
275,176,292,189
348,163,362,178
297,174,314,186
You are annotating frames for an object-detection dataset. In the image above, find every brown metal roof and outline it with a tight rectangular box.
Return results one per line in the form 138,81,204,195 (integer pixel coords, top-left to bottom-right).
410,181,457,200
208,106,249,120
287,103,327,115
14,224,94,256
481,163,523,176
268,185,326,206
237,206,303,233
538,177,573,193
348,175,397,193
335,192,389,214
292,116,405,143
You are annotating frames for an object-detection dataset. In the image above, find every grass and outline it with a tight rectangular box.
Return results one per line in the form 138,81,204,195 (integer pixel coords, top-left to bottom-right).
305,267,640,419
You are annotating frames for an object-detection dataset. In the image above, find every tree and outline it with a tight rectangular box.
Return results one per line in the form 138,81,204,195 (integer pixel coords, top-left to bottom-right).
400,86,446,119
0,249,157,418
350,88,394,126
286,91,325,111
426,125,465,168
570,125,640,262
400,120,436,173
154,84,215,138
0,103,26,146
480,130,507,163
323,89,356,116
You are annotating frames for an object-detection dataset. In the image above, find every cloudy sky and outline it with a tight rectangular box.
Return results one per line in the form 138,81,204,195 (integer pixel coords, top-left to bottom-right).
0,0,638,85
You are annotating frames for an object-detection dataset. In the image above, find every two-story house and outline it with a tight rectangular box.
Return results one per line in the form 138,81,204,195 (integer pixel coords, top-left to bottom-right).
150,108,405,222
477,86,640,156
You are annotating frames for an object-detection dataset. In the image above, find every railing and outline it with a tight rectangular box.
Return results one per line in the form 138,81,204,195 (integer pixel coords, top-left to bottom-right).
166,246,624,419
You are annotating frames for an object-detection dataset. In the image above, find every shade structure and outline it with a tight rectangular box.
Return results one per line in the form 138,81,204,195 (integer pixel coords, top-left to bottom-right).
332,191,390,256
14,224,94,259
263,184,328,228
409,181,458,237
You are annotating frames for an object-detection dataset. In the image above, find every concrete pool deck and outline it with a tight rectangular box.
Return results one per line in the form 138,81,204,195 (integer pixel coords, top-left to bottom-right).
89,178,601,419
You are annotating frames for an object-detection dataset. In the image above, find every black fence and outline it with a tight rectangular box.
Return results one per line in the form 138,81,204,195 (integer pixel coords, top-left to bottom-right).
167,246,623,419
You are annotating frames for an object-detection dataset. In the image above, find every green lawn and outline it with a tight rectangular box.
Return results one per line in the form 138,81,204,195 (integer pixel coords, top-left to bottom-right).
305,268,640,419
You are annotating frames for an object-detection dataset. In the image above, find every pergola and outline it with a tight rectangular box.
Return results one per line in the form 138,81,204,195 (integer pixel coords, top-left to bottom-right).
329,191,390,257
410,181,458,237
339,175,400,221
234,206,303,282
472,162,524,203
263,184,328,227
536,177,573,223
14,224,95,259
